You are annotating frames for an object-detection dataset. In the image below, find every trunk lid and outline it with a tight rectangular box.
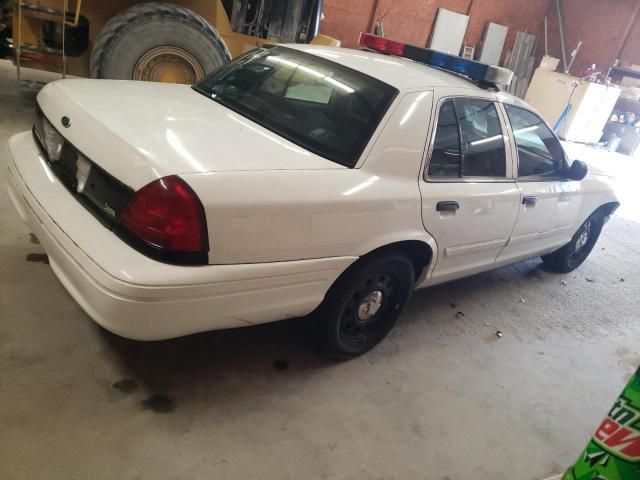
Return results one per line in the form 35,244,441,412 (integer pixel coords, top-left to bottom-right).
37,79,344,189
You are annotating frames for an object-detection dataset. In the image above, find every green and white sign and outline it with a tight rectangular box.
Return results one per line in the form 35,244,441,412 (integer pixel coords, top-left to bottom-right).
563,368,640,479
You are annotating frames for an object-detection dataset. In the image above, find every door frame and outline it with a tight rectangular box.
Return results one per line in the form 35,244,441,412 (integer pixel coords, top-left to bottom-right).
494,101,581,264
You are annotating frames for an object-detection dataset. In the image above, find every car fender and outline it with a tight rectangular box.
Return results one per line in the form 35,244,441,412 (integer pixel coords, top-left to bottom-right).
573,174,620,229
182,169,429,263
181,90,436,267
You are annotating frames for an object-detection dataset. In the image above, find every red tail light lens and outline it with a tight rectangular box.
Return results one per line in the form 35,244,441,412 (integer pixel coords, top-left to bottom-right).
118,176,208,264
358,32,406,56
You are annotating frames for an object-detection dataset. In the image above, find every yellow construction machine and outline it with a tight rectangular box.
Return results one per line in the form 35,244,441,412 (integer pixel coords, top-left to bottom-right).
0,0,338,83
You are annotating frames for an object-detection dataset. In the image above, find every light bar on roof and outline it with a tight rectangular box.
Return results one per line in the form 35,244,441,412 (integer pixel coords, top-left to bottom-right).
358,33,514,87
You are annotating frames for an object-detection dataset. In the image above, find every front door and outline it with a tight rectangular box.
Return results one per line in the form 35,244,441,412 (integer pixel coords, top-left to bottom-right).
420,97,521,284
497,104,583,264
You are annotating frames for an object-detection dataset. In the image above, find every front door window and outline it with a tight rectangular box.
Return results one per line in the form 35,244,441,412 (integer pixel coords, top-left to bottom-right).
504,105,567,179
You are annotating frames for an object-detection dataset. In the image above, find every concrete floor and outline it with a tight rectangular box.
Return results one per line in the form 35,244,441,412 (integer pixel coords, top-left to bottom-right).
1,61,640,480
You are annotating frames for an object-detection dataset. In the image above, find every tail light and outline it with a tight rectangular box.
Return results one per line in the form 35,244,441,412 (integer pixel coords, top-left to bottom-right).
117,175,209,265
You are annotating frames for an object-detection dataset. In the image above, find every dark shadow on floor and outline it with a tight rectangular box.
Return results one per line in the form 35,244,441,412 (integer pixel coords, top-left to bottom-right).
94,257,554,409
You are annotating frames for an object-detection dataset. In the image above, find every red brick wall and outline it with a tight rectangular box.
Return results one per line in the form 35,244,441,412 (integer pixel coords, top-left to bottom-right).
466,0,550,64
621,15,640,69
320,0,640,75
320,0,378,48
546,0,640,75
320,0,549,62
363,0,472,46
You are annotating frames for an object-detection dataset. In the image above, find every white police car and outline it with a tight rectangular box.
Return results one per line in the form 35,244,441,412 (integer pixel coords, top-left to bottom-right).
7,34,618,357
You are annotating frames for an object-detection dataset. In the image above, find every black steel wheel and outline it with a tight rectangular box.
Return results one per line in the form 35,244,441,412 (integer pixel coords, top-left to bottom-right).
542,212,604,273
315,253,415,358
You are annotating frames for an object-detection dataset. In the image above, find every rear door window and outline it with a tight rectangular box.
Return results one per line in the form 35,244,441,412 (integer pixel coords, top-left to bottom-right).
457,99,506,177
428,101,461,177
428,98,507,179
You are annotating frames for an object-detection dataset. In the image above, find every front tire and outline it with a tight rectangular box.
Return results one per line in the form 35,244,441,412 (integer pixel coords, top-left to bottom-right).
90,2,231,83
541,212,604,273
315,253,415,359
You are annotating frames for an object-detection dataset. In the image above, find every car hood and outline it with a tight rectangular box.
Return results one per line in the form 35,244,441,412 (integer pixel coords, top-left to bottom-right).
37,80,344,189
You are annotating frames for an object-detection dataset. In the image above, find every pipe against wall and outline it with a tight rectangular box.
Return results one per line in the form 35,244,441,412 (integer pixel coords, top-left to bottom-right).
366,0,381,34
544,16,548,56
465,0,476,15
566,40,582,74
616,0,640,63
555,0,568,73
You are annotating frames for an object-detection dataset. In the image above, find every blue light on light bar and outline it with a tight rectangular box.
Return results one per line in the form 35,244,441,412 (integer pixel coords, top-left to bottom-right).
359,33,513,87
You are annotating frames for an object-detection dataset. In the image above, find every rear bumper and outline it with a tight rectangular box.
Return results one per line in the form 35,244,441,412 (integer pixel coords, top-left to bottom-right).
6,131,356,340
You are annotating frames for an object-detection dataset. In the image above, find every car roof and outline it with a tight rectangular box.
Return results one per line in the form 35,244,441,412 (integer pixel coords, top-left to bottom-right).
285,44,484,91
495,91,530,108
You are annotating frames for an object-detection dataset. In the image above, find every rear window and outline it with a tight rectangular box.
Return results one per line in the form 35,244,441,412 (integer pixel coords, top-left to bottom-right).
193,46,398,167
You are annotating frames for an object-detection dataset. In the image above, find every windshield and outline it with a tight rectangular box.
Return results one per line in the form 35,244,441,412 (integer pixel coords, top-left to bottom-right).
193,46,398,167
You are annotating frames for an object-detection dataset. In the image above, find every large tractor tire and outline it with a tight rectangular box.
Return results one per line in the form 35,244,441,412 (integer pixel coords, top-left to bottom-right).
90,2,231,84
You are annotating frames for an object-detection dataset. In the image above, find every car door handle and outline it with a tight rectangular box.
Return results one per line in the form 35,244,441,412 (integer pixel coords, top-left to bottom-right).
522,195,538,206
436,201,460,212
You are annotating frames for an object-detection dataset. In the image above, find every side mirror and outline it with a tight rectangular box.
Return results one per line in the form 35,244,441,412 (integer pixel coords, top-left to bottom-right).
566,160,588,181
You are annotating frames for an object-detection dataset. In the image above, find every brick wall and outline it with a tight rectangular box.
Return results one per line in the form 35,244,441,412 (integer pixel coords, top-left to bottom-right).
320,0,639,75
546,0,640,75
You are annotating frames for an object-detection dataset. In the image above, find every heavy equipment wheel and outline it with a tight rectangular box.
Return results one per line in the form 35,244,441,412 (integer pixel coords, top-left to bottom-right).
90,2,231,84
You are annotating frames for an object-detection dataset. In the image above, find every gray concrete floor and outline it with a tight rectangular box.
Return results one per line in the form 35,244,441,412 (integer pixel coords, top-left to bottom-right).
1,60,640,480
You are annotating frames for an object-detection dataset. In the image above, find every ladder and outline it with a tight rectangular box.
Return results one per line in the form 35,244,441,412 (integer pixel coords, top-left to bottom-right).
15,0,82,85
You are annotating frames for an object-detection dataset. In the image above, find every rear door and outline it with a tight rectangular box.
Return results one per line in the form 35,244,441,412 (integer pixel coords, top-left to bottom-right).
497,104,583,264
419,96,521,284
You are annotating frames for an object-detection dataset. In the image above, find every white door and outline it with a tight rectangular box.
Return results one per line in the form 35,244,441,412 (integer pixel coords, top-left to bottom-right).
497,104,583,264
420,97,520,284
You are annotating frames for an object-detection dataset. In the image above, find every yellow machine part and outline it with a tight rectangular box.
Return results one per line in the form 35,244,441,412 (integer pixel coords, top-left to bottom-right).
309,34,341,47
13,0,336,79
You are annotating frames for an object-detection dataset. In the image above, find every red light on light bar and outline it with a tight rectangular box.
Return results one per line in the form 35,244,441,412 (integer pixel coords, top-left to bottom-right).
358,33,406,56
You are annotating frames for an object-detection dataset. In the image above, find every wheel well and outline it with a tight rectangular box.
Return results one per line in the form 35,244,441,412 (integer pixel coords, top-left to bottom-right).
359,241,433,281
595,201,620,218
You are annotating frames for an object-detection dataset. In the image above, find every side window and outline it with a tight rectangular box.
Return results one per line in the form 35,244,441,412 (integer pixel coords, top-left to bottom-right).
504,105,566,179
456,99,506,177
428,98,506,179
428,101,460,177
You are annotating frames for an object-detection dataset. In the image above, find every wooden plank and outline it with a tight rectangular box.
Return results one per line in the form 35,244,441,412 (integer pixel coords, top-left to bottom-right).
514,34,531,77
502,49,512,68
525,56,536,81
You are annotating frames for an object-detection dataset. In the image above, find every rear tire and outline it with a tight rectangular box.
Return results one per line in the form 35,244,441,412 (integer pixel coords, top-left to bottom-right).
90,2,231,83
541,212,604,273
315,253,415,359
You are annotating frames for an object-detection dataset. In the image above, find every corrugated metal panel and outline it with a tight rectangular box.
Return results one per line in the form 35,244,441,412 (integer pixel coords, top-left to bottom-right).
504,31,537,97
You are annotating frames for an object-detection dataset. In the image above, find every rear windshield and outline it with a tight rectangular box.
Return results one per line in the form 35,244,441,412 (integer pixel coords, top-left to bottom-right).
193,46,398,167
